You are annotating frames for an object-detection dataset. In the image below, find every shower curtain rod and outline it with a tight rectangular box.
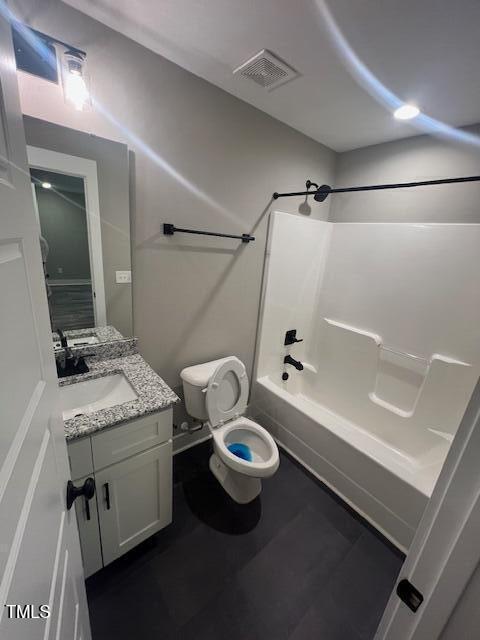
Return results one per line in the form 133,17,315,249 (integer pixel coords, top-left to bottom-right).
272,175,480,202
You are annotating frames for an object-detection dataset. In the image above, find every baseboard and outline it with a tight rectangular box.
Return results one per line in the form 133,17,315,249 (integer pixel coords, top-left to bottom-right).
173,433,212,455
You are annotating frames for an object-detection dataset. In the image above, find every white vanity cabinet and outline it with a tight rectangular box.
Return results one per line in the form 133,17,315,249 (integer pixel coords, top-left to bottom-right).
67,408,173,577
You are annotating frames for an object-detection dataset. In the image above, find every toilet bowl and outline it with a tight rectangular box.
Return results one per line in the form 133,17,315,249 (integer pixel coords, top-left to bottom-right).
180,356,279,503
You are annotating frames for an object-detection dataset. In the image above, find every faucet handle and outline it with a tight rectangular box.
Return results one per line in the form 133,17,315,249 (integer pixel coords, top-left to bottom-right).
284,329,304,346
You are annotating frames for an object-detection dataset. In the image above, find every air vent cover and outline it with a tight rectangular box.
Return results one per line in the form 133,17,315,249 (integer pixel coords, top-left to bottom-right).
233,49,299,91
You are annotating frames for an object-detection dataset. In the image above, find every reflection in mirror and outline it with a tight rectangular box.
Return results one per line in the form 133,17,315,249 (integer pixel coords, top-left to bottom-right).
24,116,133,340
31,167,99,330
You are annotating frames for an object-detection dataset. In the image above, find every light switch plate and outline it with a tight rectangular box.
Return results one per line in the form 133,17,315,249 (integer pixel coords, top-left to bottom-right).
116,270,132,284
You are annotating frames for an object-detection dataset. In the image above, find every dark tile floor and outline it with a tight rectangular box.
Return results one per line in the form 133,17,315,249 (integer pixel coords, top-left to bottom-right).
86,441,404,640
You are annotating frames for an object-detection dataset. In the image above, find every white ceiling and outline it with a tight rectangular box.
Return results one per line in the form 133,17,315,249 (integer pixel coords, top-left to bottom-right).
63,0,480,151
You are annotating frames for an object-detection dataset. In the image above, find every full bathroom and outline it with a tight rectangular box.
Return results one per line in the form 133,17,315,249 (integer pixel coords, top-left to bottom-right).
1,1,480,639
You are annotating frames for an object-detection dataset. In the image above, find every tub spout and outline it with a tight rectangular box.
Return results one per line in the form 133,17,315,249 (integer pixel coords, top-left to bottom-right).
284,355,304,371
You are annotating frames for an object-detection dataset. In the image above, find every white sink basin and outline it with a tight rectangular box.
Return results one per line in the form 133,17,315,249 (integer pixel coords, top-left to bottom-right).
60,374,138,420
54,335,100,351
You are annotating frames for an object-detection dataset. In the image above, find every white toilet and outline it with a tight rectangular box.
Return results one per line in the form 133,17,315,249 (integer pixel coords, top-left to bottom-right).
180,356,279,503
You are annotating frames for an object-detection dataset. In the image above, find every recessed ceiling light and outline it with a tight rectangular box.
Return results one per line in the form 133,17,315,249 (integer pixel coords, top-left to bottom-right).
41,182,52,189
394,104,420,120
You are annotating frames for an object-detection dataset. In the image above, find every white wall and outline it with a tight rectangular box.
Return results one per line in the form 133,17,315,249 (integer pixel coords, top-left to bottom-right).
12,0,336,399
440,559,480,639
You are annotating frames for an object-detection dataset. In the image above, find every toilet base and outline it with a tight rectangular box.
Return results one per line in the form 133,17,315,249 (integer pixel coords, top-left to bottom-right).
209,453,261,504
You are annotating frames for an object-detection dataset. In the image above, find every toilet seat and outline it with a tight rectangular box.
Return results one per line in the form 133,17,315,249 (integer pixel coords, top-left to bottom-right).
206,357,248,428
212,417,280,478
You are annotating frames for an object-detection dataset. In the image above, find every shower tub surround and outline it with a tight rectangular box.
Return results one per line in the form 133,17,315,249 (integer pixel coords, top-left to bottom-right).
61,353,179,441
252,212,480,551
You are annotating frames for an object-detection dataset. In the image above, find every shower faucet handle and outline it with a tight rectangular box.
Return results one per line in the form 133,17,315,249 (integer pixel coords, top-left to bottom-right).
284,329,304,346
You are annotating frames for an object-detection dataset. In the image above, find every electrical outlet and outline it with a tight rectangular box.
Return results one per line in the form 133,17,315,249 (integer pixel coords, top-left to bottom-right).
115,270,132,284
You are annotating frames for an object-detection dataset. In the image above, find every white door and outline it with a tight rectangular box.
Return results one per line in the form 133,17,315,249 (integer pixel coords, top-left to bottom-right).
376,378,480,639
0,13,91,640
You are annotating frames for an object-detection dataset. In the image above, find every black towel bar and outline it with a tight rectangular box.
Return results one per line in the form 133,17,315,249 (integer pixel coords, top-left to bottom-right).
163,223,254,243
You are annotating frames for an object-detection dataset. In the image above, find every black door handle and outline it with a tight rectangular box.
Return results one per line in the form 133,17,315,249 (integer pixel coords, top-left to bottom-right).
66,477,95,511
104,482,111,510
85,496,91,521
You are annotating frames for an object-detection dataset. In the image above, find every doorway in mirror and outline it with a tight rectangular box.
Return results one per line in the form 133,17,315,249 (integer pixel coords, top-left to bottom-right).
31,167,97,330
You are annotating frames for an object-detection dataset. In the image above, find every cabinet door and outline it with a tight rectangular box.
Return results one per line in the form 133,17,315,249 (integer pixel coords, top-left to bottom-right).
74,476,103,578
96,441,172,565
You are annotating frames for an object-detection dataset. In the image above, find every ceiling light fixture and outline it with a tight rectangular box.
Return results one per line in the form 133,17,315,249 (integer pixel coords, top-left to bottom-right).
394,104,420,120
41,182,52,189
13,25,89,112
62,49,89,111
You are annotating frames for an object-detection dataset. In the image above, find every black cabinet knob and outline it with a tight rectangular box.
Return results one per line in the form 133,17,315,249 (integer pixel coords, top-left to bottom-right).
66,477,95,511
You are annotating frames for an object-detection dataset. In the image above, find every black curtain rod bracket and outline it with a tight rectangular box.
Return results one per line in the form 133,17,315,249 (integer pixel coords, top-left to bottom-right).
273,175,480,203
163,223,254,243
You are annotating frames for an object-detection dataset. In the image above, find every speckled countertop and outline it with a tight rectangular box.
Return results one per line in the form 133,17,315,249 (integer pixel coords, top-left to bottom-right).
61,354,180,441
53,325,124,343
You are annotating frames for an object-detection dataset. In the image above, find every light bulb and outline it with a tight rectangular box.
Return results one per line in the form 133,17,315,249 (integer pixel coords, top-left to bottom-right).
41,182,52,189
65,71,89,111
394,104,420,120
63,50,89,111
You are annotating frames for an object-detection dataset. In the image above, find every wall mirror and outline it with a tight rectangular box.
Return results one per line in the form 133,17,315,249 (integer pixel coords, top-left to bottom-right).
24,116,133,343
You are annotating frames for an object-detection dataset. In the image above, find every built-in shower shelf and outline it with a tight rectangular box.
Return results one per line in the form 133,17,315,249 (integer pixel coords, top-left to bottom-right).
324,318,381,345
427,428,454,443
323,317,475,421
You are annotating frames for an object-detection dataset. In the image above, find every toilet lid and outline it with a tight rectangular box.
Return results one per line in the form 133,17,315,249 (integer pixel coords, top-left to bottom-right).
206,357,248,428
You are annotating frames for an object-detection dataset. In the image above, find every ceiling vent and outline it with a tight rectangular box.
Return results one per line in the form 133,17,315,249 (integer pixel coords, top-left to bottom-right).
233,49,299,91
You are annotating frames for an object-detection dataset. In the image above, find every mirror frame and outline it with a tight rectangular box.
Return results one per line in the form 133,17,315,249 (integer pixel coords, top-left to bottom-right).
27,145,107,325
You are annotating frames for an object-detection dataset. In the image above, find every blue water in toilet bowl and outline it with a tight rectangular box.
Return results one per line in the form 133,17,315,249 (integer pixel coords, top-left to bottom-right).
227,442,253,462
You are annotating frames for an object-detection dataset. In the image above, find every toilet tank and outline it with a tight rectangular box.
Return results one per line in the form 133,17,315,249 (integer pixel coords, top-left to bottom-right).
180,357,235,421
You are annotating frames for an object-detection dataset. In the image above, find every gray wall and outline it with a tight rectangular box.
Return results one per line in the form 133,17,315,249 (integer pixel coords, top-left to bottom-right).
330,125,480,223
24,116,133,337
440,559,480,639
36,187,90,280
16,0,336,392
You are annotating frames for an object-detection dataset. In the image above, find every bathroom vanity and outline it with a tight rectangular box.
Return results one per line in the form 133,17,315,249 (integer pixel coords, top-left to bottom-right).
59,335,179,577
67,409,173,577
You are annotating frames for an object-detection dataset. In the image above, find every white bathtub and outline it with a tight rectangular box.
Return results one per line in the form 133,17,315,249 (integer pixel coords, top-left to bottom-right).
254,213,480,551
252,374,449,552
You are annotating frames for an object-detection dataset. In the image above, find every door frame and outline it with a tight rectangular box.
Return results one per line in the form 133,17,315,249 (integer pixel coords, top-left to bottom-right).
27,145,107,326
376,378,480,638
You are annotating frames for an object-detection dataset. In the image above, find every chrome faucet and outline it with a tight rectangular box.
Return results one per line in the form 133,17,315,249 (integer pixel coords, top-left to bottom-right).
284,355,304,371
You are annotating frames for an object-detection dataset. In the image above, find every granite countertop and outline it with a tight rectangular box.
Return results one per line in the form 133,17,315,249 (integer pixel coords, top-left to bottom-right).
61,354,180,441
52,325,124,344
